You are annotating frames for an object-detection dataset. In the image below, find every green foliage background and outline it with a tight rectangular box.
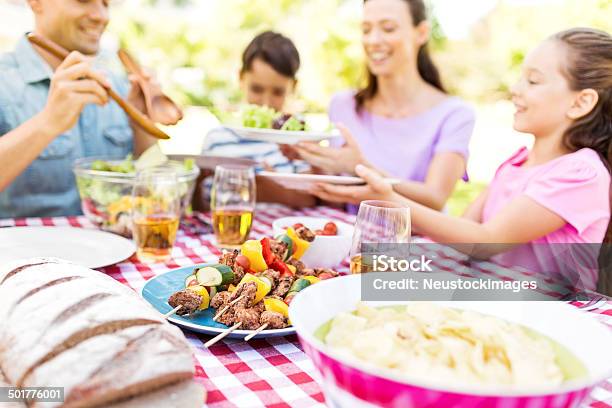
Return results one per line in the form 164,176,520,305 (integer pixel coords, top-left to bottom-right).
108,0,611,214
109,0,612,111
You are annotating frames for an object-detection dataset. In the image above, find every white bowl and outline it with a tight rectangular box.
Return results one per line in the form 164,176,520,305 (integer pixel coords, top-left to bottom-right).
272,216,354,269
289,274,612,408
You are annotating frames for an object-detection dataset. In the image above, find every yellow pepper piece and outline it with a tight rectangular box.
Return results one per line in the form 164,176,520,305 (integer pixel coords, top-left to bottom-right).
287,265,297,275
286,227,310,260
240,240,268,272
186,285,210,310
302,275,320,285
239,273,271,304
263,297,289,318
228,284,237,293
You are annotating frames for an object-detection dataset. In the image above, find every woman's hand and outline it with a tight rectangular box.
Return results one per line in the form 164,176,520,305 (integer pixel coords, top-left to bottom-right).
294,124,367,174
310,164,398,204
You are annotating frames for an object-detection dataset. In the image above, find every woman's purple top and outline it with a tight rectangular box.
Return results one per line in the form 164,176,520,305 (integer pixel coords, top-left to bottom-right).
328,90,476,181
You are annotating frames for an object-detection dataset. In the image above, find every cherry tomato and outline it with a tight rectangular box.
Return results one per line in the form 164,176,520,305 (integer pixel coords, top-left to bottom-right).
318,272,334,280
292,223,304,229
235,254,251,270
323,222,337,235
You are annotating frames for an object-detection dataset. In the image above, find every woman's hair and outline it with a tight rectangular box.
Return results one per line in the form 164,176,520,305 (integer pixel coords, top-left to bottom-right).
240,31,300,80
354,0,445,112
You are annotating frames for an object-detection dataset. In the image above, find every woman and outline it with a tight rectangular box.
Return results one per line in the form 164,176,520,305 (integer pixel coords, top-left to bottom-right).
295,0,475,210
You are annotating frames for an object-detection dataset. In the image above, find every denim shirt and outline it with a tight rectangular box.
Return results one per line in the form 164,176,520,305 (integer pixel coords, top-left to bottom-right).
0,35,134,217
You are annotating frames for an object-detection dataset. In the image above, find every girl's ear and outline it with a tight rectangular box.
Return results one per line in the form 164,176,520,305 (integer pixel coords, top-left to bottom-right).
415,21,430,47
567,89,599,120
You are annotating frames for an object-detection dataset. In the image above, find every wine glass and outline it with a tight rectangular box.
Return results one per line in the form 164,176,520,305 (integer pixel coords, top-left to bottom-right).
349,200,411,273
210,165,256,246
131,167,181,263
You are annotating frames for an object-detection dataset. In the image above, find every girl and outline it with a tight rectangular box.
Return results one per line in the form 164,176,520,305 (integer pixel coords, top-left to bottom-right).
312,28,612,291
293,0,475,211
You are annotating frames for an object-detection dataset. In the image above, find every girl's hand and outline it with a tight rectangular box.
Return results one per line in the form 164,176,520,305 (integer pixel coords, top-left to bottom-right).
310,164,397,204
294,123,366,174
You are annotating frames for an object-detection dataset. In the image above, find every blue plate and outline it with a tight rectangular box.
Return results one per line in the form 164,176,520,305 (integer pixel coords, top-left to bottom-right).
141,264,295,339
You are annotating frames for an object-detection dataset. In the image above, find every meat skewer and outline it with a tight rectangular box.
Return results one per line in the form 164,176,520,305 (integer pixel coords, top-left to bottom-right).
244,323,268,341
212,295,246,321
204,322,243,348
164,305,182,318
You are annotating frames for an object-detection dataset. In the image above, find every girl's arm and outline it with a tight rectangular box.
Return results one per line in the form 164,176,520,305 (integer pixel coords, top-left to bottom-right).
392,152,466,210
313,165,566,245
461,188,489,221
403,193,565,243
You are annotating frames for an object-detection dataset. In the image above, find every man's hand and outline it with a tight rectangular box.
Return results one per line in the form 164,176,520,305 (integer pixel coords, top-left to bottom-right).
41,51,110,136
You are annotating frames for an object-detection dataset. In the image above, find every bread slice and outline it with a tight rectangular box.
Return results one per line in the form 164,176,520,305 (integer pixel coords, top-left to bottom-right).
0,368,25,408
26,324,194,408
107,380,205,408
0,258,200,408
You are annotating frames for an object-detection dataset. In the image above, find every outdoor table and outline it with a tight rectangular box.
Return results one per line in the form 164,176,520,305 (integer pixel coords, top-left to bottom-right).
1,203,611,408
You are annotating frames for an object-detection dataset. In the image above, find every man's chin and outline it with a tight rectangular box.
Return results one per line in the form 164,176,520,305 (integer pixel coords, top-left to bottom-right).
75,43,100,56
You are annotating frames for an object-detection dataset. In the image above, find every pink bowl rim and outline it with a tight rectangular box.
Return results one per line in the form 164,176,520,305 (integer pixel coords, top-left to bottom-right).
292,298,612,398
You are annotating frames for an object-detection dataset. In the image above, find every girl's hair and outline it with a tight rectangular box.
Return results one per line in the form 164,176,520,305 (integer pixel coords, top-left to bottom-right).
557,28,612,294
354,0,445,112
555,28,612,173
240,31,300,80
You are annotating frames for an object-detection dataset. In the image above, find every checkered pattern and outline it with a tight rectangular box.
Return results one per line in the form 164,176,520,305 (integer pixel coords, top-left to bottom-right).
1,204,611,408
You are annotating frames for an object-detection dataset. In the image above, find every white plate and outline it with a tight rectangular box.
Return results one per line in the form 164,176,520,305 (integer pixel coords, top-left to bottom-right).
259,171,401,192
226,126,339,145
0,227,135,269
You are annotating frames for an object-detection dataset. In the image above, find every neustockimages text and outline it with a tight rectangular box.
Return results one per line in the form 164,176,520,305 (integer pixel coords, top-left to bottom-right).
372,278,538,293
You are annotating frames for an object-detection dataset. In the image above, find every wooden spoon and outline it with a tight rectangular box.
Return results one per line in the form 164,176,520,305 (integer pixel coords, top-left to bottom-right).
26,33,170,140
118,49,183,125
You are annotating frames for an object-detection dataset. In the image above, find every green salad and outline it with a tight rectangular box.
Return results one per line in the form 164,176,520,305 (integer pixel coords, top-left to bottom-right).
213,104,309,131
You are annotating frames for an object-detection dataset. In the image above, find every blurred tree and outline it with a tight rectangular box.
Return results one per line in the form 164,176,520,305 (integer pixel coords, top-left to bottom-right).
109,0,612,109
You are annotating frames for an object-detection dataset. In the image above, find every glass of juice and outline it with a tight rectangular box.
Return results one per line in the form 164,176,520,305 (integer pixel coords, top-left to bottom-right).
349,200,411,273
131,167,180,262
210,164,256,247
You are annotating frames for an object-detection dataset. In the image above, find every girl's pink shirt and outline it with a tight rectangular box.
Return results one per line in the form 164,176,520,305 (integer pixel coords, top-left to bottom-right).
482,147,610,289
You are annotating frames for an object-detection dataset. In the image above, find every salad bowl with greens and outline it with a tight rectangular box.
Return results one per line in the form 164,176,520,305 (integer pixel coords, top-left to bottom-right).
73,155,199,237
215,104,339,145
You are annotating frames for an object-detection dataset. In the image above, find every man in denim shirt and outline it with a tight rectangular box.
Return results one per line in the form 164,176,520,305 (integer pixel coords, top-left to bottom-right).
0,0,157,217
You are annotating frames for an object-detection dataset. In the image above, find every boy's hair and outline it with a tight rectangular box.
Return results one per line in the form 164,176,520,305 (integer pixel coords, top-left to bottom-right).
240,31,300,80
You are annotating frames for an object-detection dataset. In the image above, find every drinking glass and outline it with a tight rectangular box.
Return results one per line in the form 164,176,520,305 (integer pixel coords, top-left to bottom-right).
210,165,256,246
131,168,180,262
349,200,411,273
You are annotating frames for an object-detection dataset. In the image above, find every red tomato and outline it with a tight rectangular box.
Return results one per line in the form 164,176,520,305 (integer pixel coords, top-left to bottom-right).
318,272,334,280
235,254,251,270
323,222,337,235
292,223,304,229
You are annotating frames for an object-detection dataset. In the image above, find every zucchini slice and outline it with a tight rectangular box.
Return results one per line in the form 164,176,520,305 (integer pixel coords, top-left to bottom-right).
195,264,234,286
185,274,198,287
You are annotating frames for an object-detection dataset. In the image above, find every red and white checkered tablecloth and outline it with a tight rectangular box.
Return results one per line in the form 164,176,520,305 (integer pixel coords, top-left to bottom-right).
2,204,611,408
